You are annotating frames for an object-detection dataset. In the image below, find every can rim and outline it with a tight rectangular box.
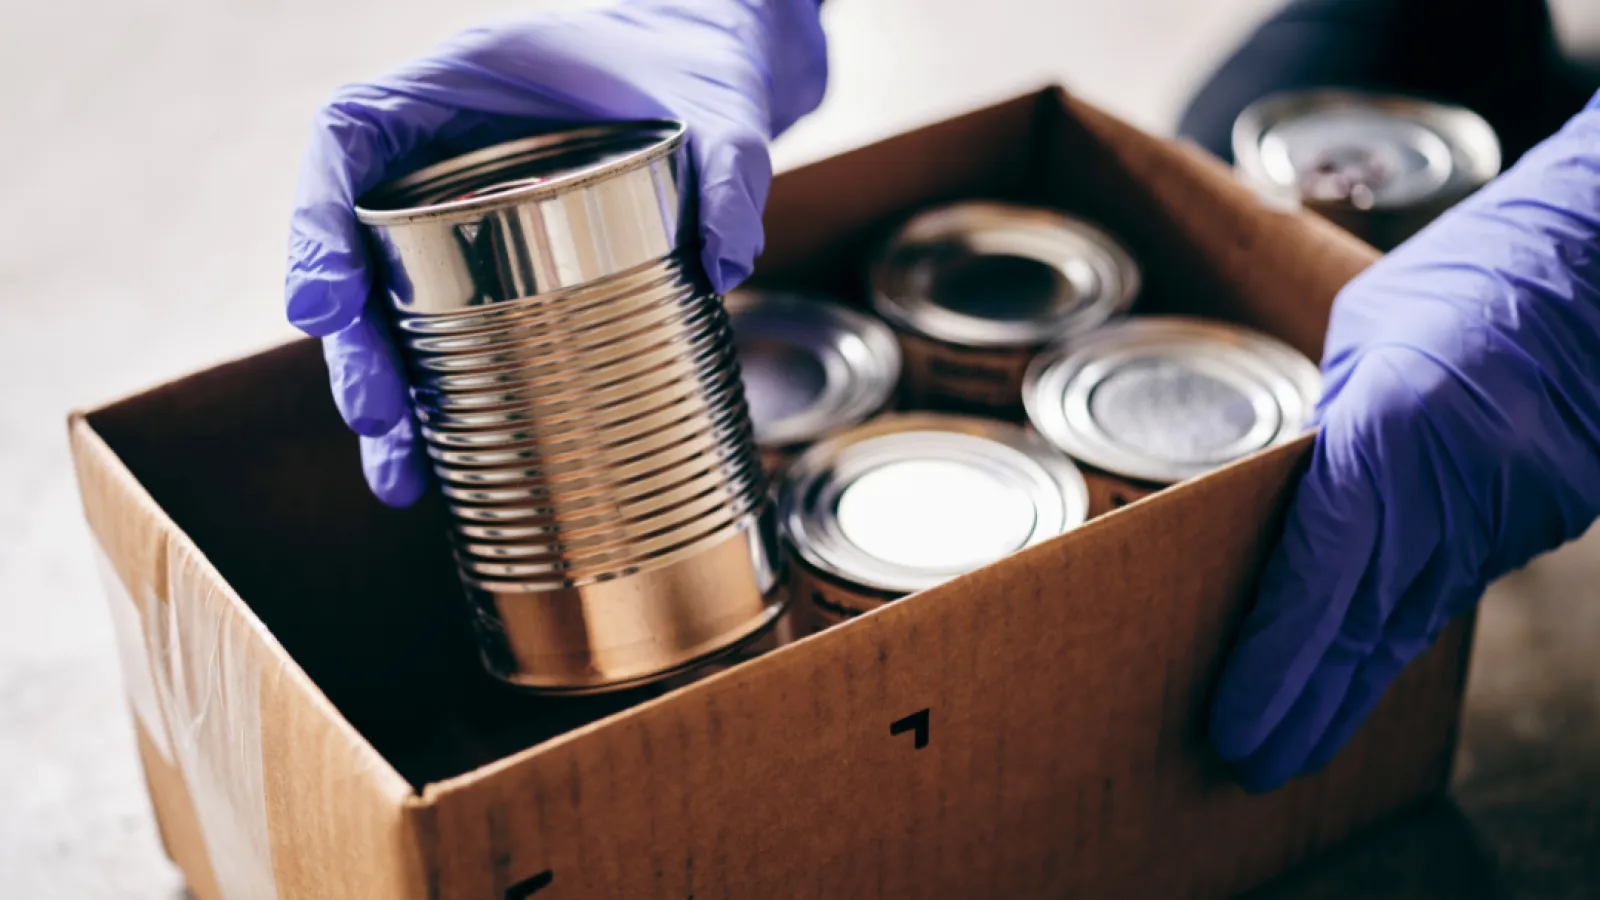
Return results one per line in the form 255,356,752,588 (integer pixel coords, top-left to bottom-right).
1231,89,1501,212
354,119,686,225
868,201,1140,349
726,288,902,449
778,413,1089,594
1023,316,1321,485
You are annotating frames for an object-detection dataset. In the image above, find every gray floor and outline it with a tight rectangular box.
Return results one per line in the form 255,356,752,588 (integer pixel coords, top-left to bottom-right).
4,1,1600,897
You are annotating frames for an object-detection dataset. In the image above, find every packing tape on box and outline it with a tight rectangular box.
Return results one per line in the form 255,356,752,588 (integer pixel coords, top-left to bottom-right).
96,536,279,899
95,543,174,766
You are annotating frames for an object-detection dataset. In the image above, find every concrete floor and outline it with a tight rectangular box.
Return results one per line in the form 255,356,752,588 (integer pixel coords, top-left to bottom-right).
4,0,1600,897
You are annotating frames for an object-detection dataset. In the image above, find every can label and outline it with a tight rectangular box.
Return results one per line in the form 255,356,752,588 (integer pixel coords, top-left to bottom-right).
1081,468,1160,518
788,558,905,631
897,332,1033,413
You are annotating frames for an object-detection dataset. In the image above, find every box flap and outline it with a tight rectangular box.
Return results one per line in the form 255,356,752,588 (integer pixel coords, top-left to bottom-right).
70,413,429,899
1040,87,1376,360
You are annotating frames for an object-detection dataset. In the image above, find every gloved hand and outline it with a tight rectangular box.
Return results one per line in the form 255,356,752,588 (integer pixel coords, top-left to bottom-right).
1211,93,1600,791
283,0,828,506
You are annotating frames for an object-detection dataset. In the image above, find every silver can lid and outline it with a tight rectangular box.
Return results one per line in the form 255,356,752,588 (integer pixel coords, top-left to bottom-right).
778,414,1090,594
726,289,902,450
355,120,685,224
1023,317,1321,485
1234,91,1500,211
869,202,1140,349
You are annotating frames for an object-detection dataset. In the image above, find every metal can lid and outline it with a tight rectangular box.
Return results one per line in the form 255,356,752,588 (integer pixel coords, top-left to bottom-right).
1023,317,1320,485
1233,91,1500,211
869,202,1140,349
778,413,1090,594
355,120,685,224
726,289,902,450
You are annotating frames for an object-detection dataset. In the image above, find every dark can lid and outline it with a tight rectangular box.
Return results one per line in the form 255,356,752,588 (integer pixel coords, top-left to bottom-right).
869,202,1139,349
778,414,1089,594
726,289,901,450
1023,317,1320,485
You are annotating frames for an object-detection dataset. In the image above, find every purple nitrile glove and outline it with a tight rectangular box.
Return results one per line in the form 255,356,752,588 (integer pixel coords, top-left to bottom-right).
1212,92,1600,791
283,0,828,507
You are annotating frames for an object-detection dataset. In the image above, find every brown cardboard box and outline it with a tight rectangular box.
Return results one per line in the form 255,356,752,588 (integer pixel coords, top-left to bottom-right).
71,87,1473,900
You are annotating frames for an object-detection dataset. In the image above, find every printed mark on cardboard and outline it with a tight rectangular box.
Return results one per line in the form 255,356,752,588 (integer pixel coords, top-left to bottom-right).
506,870,553,899
891,708,931,749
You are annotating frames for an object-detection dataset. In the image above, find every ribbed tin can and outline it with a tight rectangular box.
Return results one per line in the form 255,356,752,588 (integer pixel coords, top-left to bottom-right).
1233,90,1501,249
356,121,783,694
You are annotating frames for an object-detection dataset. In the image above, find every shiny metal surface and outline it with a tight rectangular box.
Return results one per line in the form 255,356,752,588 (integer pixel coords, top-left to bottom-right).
726,288,901,453
778,413,1089,603
469,509,784,694
1233,90,1502,249
1024,316,1321,485
870,201,1140,349
357,122,782,693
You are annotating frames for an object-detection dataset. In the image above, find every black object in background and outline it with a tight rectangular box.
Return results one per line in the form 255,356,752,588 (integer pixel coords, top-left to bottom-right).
1179,0,1600,166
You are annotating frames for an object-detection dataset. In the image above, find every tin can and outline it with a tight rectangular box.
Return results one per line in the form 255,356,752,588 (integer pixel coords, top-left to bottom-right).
1233,90,1501,249
357,121,784,694
777,413,1090,628
726,288,901,475
869,202,1139,415
1023,316,1320,489
656,595,806,690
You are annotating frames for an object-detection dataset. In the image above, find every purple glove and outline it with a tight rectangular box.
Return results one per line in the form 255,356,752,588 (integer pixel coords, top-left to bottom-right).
1212,93,1600,791
283,1,827,507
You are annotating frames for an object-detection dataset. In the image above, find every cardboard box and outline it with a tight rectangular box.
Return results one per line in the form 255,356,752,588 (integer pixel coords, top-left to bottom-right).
71,87,1473,899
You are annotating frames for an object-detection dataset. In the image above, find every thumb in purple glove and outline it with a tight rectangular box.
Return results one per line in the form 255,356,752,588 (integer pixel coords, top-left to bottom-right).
283,1,828,506
1211,92,1600,791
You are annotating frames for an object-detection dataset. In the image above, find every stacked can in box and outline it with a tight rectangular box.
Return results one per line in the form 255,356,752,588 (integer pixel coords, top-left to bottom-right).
758,199,1323,635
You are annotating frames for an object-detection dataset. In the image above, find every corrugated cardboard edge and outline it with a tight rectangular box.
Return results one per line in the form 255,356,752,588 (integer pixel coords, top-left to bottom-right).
68,413,430,900
411,433,1471,898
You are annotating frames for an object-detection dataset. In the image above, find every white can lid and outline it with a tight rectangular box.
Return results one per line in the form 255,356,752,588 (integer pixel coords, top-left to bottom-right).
778,414,1089,594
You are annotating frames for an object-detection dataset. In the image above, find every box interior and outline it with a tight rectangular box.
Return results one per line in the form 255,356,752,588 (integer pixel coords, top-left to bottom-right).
85,90,1363,792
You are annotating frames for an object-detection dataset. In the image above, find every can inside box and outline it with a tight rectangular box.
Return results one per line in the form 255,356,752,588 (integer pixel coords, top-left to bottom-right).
85,91,1343,791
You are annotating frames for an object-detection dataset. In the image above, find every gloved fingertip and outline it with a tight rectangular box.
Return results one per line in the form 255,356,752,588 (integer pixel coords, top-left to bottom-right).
347,415,392,439
1209,702,1269,764
286,279,344,337
700,214,761,295
361,422,431,509
694,128,770,294
376,465,430,509
711,255,752,295
1232,759,1296,795
324,320,410,436
286,225,373,338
